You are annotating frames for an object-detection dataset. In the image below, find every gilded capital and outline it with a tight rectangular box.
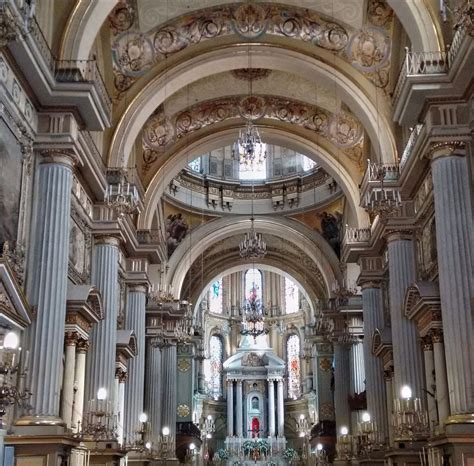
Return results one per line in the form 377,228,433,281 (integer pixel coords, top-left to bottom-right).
385,229,414,243
128,284,148,294
427,141,466,162
430,328,444,344
76,339,90,353
64,331,79,346
421,335,433,351
94,235,121,248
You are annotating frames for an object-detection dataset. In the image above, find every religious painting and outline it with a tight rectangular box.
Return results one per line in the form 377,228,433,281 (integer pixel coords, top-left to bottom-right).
165,213,189,258
0,120,22,246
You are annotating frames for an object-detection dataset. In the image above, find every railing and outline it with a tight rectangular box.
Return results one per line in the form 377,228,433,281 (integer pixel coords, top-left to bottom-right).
55,60,112,115
344,227,371,244
28,16,55,72
365,161,399,183
137,229,164,245
399,124,424,170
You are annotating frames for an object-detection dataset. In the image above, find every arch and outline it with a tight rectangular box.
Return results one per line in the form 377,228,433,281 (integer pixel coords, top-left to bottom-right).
60,0,118,60
193,263,320,320
387,0,442,53
140,127,368,230
168,216,341,299
108,45,397,168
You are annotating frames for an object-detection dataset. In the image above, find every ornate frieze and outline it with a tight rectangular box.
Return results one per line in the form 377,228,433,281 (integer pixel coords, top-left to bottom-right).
142,95,364,171
109,2,393,96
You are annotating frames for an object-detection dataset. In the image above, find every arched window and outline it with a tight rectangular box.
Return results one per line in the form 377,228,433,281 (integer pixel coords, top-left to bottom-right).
287,334,301,399
251,396,259,410
209,278,223,314
245,268,263,304
203,335,223,400
188,157,201,173
285,277,299,314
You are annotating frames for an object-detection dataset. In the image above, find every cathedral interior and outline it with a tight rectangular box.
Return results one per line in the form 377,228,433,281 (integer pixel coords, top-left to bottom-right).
0,0,472,465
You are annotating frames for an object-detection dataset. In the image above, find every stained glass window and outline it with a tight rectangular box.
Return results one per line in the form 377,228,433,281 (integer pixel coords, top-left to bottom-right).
209,279,223,314
287,334,301,399
203,335,223,400
285,277,299,314
188,158,201,173
245,268,262,304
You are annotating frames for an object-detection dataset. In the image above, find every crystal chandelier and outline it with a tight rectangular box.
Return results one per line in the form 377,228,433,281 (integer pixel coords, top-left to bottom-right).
232,120,267,168
239,217,267,259
105,169,140,216
240,296,269,340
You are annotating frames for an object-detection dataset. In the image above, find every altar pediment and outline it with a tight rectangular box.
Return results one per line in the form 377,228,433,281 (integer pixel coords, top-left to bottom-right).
224,348,285,372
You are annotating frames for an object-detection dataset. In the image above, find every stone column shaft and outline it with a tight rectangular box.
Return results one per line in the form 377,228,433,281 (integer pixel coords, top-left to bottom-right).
350,340,365,395
422,339,438,428
72,341,88,432
162,344,177,450
61,334,77,427
124,286,147,441
431,152,474,415
85,237,120,407
361,285,389,440
227,380,234,437
117,374,126,444
387,237,425,398
277,379,284,436
26,153,74,418
384,372,394,445
432,333,450,424
236,380,243,437
145,340,162,438
268,380,276,437
333,342,351,431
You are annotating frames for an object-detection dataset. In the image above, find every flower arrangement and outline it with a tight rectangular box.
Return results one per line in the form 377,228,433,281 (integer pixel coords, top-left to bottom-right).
242,439,270,456
283,447,298,462
215,448,230,461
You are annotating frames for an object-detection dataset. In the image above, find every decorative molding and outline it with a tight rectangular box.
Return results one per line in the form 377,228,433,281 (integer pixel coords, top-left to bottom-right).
177,403,190,417
110,3,392,96
231,68,272,81
142,95,364,171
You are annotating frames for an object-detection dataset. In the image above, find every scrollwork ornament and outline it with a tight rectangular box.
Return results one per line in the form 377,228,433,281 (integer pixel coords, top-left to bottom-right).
349,27,391,72
0,6,18,47
367,0,394,27
231,3,268,39
109,2,136,35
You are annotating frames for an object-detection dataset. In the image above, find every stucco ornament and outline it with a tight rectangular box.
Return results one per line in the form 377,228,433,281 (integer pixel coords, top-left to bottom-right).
141,95,363,170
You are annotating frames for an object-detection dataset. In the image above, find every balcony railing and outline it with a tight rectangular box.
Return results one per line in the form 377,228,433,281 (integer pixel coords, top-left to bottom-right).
393,11,471,107
399,124,424,170
27,15,112,115
344,227,371,244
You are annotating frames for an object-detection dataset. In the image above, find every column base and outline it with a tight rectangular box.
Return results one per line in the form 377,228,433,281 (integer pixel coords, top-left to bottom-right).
351,449,386,465
385,448,423,465
15,415,66,427
429,425,474,465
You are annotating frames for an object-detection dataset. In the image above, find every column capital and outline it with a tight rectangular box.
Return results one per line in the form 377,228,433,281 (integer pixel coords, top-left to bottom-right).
94,235,121,248
115,367,128,383
64,331,79,346
426,141,466,162
383,367,394,381
40,149,77,168
76,338,90,353
430,328,444,344
128,284,148,294
385,229,414,243
421,335,433,351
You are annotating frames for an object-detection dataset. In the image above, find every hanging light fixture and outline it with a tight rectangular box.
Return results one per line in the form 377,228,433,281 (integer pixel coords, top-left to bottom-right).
239,292,269,341
239,182,267,259
232,46,267,168
232,120,267,168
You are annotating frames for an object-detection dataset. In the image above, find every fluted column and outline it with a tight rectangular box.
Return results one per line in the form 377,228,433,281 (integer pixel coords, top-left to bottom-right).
387,235,425,398
162,343,177,452
236,380,243,437
268,379,276,437
422,336,438,429
384,369,394,445
145,338,162,438
431,329,450,425
116,369,127,445
85,236,120,408
61,332,78,428
124,285,147,442
227,380,234,437
72,339,89,433
333,340,351,431
25,151,74,420
431,149,474,416
361,283,389,440
277,379,284,436
350,339,365,395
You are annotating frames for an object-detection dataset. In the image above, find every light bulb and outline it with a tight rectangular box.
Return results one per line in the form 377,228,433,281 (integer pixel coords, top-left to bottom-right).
299,432,305,437
401,385,412,399
162,426,170,436
190,443,196,450
3,331,19,350
299,414,305,420
316,443,323,451
206,433,212,439
145,441,152,449
340,426,349,435
362,412,371,422
139,412,148,423
207,414,212,420
97,388,107,400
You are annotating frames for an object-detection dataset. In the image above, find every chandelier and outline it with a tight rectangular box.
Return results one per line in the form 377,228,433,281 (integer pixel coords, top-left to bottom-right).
232,120,267,168
105,169,140,216
239,217,267,259
240,297,269,340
